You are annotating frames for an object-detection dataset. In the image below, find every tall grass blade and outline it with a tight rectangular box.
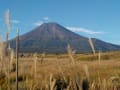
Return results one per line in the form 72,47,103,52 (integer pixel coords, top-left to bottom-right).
88,38,95,54
16,29,19,90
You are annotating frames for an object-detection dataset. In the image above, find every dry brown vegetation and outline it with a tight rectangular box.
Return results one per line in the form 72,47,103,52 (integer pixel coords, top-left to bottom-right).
0,51,120,90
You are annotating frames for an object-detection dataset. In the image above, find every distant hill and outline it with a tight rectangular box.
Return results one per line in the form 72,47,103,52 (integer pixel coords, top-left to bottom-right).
10,22,120,53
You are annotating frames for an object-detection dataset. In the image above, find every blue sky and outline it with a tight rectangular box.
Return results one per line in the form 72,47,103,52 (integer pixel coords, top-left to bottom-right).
0,0,120,44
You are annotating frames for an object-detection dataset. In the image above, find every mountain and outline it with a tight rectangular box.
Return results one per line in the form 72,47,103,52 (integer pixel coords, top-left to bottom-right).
10,22,120,53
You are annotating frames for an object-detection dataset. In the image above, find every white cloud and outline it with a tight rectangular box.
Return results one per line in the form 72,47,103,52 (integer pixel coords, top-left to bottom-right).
43,17,49,21
11,20,20,24
34,16,49,26
34,21,43,26
66,27,104,35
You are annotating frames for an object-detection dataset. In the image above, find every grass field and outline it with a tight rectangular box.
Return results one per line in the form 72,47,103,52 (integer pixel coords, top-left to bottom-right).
0,51,120,90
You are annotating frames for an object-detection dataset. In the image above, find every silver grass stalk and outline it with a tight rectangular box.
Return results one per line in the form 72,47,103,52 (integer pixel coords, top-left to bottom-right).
41,52,45,64
49,74,56,90
16,29,19,90
75,73,82,90
0,35,5,72
88,38,95,54
67,44,75,65
98,50,101,65
33,53,37,80
5,9,10,56
5,9,11,90
83,64,89,80
5,9,10,34
31,53,38,90
10,49,15,71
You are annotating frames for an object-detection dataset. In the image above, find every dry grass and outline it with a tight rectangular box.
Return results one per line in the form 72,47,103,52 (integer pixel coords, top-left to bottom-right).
1,52,120,89
0,44,120,90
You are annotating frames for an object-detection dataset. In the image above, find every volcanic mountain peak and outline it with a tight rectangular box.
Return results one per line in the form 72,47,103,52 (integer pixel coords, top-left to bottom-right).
40,22,61,28
22,22,83,40
10,22,120,53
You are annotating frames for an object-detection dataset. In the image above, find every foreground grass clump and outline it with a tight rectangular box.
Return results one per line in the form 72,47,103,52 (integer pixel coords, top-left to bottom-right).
0,72,6,86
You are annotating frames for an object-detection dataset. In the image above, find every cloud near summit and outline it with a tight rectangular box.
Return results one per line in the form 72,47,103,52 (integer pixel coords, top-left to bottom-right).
66,27,104,35
34,17,49,26
34,21,43,26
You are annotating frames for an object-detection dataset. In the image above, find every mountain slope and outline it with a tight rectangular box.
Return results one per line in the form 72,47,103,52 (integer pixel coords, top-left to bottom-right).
10,22,120,53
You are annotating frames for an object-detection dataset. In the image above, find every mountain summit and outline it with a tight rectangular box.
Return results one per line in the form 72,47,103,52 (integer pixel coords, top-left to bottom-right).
10,22,120,53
